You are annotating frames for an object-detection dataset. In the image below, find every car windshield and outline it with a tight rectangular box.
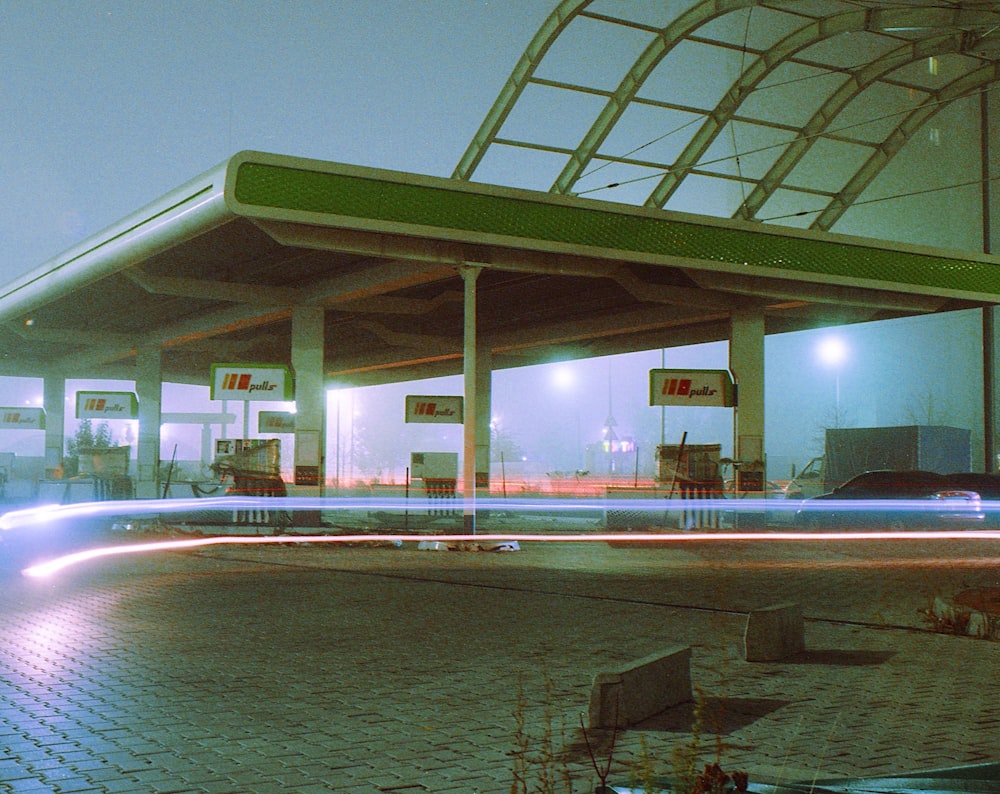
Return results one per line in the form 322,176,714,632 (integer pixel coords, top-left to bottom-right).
2,3,999,794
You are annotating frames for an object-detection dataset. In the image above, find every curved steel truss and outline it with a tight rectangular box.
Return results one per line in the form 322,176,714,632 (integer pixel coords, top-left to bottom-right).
455,0,1000,232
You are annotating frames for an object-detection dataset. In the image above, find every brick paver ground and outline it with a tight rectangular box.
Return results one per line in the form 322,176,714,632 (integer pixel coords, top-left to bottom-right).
1,532,998,793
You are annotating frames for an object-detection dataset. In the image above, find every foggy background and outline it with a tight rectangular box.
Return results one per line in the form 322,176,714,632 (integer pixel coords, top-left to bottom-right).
0,306,984,487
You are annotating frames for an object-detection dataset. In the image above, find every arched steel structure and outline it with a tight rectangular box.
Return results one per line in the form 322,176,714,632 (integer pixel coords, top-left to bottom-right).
454,0,1000,232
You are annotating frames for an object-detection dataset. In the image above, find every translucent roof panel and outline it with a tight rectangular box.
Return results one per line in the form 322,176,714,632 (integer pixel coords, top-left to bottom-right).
495,83,609,150
569,160,672,204
783,137,877,195
464,145,572,193
754,186,836,228
661,172,755,217
693,4,808,51
532,14,656,92
740,64,846,127
828,81,928,143
637,40,746,111
583,0,696,30
594,102,703,166
796,30,902,71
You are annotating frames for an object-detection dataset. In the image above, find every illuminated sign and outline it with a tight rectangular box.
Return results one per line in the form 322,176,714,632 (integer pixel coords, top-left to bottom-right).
649,369,735,408
405,395,463,424
0,407,45,429
258,411,296,433
76,392,138,419
210,364,292,401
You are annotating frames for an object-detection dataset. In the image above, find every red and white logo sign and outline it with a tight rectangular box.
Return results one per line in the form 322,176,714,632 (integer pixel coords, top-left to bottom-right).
211,365,291,401
405,395,463,424
649,369,735,407
661,377,695,397
76,392,139,419
0,407,45,429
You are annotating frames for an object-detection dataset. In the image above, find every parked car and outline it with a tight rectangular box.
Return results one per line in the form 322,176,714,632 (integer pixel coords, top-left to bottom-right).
795,469,986,530
943,472,1000,500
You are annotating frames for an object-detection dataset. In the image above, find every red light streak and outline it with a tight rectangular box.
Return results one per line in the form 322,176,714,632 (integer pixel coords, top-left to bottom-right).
21,529,1000,579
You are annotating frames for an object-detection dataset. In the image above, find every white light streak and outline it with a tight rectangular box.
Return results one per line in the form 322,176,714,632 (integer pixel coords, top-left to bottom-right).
6,495,1000,579
19,529,1000,579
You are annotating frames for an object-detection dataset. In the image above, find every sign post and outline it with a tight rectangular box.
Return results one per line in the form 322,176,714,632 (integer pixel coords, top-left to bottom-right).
648,369,738,530
210,363,293,438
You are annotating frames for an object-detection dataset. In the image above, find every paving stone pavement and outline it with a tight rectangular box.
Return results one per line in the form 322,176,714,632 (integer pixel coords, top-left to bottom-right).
1,533,998,793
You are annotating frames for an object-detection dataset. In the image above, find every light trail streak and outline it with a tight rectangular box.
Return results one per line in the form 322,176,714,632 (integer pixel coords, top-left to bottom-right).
4,495,996,531
0,497,607,531
7,494,1000,578
19,529,1000,579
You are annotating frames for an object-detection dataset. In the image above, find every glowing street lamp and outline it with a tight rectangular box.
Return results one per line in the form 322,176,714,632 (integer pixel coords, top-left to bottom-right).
550,363,575,391
817,335,848,423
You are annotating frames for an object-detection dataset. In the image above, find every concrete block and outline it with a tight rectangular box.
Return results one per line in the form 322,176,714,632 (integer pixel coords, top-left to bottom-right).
588,646,692,728
744,602,805,662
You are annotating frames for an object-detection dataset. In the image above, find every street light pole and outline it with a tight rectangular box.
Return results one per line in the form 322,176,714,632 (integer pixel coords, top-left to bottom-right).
817,335,848,426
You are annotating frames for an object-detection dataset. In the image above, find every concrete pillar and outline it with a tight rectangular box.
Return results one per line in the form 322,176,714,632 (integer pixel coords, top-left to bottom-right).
982,90,999,471
43,376,65,478
291,306,326,496
986,308,999,472
983,89,997,256
729,309,765,493
475,341,492,492
135,345,163,498
460,266,481,532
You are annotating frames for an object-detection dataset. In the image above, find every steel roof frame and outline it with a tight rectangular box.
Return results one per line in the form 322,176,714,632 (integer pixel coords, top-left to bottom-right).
454,0,1000,228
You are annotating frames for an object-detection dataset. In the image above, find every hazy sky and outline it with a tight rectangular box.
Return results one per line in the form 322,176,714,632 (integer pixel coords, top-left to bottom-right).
0,1,553,285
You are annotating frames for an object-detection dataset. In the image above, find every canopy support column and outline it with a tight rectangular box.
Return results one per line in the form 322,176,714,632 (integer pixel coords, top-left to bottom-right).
475,342,493,495
43,376,65,479
982,89,998,471
292,306,326,510
730,309,765,497
460,266,482,533
135,345,162,499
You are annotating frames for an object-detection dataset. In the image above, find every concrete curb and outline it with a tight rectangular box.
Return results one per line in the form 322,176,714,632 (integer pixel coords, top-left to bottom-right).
588,646,692,728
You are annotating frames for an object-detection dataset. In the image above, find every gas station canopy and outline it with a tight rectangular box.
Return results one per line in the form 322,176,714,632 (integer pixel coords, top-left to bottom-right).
0,150,997,388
